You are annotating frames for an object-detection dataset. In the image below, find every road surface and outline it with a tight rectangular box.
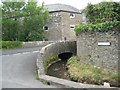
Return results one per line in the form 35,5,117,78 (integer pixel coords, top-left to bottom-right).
1,47,55,88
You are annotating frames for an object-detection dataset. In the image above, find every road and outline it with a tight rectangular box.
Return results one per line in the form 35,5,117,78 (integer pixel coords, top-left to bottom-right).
2,47,41,55
1,47,55,88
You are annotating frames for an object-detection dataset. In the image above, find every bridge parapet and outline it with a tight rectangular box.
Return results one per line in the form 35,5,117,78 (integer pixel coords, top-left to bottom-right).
41,41,76,60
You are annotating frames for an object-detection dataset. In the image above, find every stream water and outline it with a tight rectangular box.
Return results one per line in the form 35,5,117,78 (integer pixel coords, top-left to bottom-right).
46,60,70,80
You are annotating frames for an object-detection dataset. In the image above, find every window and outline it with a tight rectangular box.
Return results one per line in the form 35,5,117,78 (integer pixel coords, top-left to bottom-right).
70,25,75,30
70,13,75,18
43,26,48,31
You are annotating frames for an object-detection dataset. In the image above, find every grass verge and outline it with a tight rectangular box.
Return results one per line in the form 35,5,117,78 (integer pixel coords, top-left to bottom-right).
0,41,22,50
67,56,119,87
36,68,39,80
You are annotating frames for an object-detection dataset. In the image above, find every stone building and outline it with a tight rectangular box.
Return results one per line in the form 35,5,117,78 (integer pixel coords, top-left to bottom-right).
43,4,83,41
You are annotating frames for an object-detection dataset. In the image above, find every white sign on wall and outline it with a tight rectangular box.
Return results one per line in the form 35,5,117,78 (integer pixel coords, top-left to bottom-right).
98,42,111,46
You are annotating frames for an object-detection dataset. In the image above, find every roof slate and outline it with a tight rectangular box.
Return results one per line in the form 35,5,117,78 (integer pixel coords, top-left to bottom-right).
44,4,82,13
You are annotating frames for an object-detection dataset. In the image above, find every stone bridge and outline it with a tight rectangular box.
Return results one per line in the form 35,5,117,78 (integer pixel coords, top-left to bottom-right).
41,41,76,60
36,41,76,75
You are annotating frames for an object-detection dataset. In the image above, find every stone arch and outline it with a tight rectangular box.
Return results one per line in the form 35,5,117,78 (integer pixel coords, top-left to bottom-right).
58,52,73,60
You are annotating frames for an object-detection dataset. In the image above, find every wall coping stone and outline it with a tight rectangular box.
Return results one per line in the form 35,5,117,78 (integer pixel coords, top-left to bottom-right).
22,41,54,48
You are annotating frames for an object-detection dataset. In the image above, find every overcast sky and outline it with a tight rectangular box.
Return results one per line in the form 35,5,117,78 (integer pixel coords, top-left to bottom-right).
1,0,120,10
37,0,120,10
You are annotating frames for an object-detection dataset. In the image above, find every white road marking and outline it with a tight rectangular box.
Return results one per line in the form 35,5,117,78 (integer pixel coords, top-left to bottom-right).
2,51,40,56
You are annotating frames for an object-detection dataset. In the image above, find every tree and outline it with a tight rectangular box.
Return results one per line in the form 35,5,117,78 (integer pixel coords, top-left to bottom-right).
2,2,25,41
2,2,49,41
21,2,49,41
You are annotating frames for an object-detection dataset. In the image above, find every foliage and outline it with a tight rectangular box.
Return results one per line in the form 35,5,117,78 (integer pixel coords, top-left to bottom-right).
42,80,50,85
0,8,1,47
84,2,120,23
2,2,25,41
1,41,22,49
36,68,39,80
75,21,120,35
2,2,49,41
75,2,120,35
2,19,20,41
44,56,58,73
67,56,119,87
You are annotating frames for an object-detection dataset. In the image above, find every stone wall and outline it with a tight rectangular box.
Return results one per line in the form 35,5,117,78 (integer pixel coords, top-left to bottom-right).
77,30,119,72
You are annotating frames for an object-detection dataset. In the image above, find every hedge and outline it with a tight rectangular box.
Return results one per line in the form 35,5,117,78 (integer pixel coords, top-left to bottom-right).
75,21,120,35
0,41,22,49
75,2,120,35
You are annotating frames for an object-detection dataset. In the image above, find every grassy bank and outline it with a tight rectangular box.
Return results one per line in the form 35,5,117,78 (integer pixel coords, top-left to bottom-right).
67,56,119,87
0,41,22,50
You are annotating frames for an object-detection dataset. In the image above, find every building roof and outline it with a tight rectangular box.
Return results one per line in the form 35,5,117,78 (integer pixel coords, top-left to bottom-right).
44,4,82,13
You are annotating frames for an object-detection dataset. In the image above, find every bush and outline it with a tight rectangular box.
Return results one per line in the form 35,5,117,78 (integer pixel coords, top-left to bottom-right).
44,56,58,73
75,21,120,35
1,41,22,49
67,56,119,87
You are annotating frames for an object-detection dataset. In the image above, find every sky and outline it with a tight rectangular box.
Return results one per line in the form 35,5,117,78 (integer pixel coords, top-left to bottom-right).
0,0,120,10
37,0,120,10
